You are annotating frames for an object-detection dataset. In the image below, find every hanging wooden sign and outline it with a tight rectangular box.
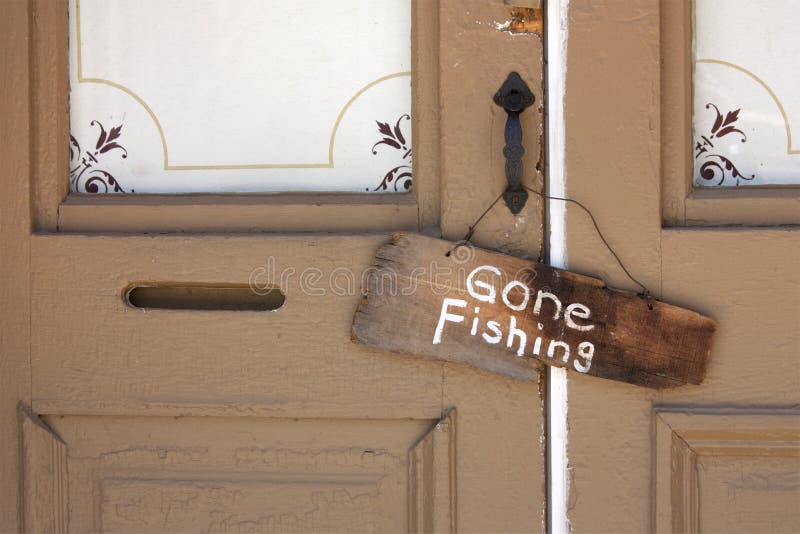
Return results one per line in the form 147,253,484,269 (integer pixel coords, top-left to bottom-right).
352,233,716,389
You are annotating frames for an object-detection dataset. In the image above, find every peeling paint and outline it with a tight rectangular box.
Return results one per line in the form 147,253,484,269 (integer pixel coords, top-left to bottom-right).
497,8,544,35
547,1,571,533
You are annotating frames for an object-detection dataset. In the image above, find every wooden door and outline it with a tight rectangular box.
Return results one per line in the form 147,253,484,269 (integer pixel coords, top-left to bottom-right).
562,1,800,532
1,1,550,532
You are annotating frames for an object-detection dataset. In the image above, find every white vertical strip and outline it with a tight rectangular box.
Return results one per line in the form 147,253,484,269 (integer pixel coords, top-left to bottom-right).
546,1,570,533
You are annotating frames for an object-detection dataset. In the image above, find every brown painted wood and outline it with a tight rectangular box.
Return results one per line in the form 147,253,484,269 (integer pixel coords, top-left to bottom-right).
565,1,800,531
408,409,456,533
0,1,33,530
58,193,419,233
21,407,68,534
353,233,717,388
10,0,548,530
43,413,434,532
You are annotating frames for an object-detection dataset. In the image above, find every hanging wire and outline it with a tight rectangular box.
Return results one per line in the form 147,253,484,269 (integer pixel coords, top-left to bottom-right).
452,185,652,300
444,191,504,256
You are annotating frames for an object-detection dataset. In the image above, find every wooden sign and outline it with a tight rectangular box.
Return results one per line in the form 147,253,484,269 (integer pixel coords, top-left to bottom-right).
352,233,717,388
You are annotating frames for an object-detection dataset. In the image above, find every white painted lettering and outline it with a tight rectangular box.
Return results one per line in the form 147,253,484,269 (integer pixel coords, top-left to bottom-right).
432,298,466,345
506,316,527,356
547,340,571,363
466,265,501,303
534,290,563,320
574,341,595,372
470,307,480,336
447,267,596,370
565,303,594,331
501,280,531,311
482,320,503,344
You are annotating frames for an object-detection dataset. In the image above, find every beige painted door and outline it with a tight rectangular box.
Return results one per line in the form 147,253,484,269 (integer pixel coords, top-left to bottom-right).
1,1,550,532
562,1,800,532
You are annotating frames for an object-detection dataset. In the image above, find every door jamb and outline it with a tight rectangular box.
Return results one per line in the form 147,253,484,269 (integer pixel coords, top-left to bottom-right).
544,1,570,533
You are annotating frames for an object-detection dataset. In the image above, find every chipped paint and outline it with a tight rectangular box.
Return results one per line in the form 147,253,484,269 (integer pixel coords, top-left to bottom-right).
496,7,544,35
547,1,571,533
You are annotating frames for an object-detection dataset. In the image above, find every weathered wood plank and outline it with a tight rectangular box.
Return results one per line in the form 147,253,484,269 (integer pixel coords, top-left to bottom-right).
352,233,717,388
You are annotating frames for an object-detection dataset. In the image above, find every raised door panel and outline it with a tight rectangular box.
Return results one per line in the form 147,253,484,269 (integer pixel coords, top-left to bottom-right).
25,410,457,532
655,409,800,533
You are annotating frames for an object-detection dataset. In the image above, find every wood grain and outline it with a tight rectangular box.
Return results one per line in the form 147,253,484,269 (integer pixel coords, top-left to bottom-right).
0,1,32,530
353,233,717,388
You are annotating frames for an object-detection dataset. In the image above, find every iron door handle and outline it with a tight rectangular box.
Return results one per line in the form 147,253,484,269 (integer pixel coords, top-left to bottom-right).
494,72,535,214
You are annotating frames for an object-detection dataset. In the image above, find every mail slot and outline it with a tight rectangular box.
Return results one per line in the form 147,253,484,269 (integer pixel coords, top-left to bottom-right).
125,284,285,311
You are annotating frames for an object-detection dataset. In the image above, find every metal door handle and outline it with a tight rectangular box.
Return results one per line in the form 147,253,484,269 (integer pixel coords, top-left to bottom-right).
494,72,535,214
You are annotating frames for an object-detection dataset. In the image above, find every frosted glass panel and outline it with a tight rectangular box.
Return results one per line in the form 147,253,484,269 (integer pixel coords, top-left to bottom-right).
68,0,412,193
693,0,800,187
